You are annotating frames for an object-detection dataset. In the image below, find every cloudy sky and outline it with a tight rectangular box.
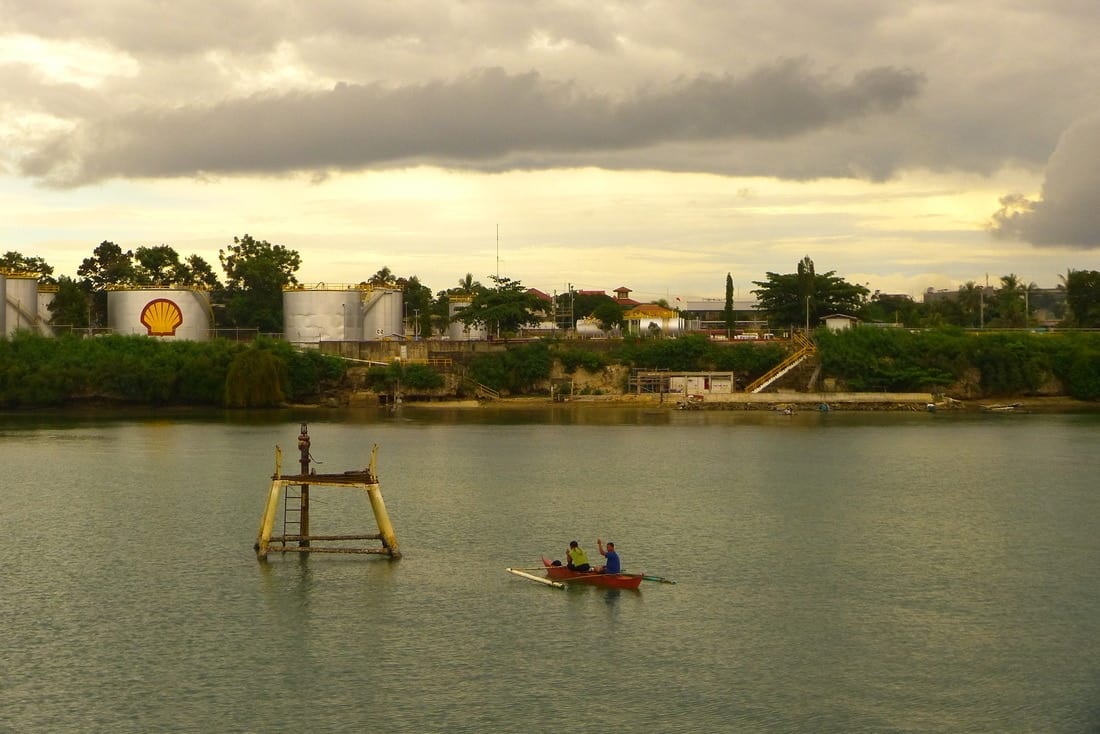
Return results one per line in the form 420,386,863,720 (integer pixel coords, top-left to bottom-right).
3,1,1099,302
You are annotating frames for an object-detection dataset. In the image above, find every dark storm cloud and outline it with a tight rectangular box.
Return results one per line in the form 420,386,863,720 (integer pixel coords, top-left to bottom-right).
17,61,923,186
988,115,1100,248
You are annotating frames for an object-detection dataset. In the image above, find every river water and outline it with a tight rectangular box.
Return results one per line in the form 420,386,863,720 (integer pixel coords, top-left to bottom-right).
3,406,1100,733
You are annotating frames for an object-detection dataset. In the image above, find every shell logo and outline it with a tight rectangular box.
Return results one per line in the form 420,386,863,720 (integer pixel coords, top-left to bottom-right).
140,298,184,336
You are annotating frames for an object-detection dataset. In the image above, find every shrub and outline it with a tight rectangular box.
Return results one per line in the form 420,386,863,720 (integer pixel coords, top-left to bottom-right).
225,347,287,407
556,348,608,374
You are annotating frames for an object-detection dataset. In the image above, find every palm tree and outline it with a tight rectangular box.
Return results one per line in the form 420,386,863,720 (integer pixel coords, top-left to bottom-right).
1022,280,1038,327
958,281,982,328
998,273,1025,327
456,272,481,295
368,266,394,286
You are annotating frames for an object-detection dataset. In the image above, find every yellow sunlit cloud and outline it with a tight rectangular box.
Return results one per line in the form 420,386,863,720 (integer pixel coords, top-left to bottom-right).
0,33,137,87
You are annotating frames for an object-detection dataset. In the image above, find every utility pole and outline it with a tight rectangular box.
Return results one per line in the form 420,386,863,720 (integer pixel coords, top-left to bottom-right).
569,284,575,338
552,290,557,337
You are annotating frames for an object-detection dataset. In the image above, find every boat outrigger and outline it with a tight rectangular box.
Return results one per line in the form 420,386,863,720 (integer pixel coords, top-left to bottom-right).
504,557,676,590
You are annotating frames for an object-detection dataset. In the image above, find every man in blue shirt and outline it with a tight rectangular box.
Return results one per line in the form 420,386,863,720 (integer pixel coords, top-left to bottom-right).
596,538,620,574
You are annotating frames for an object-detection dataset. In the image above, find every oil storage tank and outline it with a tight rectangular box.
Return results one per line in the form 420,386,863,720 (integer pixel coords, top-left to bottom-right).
360,287,403,340
447,295,488,340
37,285,56,336
283,284,367,345
107,287,212,341
3,271,49,336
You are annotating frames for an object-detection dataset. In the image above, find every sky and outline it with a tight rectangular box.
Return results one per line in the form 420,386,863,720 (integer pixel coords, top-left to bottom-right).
2,1,1100,303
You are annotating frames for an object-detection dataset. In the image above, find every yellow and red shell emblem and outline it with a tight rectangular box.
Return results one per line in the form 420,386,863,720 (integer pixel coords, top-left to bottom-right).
140,298,184,336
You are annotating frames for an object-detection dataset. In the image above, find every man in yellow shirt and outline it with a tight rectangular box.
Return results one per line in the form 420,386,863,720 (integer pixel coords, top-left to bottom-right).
566,540,591,572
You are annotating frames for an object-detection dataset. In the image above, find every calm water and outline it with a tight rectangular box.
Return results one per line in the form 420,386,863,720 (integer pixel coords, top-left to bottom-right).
3,406,1100,733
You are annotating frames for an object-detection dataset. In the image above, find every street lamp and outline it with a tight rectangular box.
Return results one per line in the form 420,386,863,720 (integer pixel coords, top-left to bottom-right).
805,296,811,333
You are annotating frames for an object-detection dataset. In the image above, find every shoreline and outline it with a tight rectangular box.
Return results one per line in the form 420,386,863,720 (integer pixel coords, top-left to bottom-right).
4,393,1095,416
402,393,1100,413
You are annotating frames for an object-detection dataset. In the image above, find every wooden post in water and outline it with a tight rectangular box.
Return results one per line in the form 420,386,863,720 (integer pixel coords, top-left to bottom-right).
297,423,310,548
365,444,401,558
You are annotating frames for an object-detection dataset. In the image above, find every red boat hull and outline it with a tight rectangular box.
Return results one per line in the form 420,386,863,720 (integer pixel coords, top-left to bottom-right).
541,558,643,590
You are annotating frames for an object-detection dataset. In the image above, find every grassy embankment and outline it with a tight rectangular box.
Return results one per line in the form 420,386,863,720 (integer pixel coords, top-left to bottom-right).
3,328,1100,409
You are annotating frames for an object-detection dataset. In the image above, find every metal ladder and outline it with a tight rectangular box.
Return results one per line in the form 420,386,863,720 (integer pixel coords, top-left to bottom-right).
281,486,302,543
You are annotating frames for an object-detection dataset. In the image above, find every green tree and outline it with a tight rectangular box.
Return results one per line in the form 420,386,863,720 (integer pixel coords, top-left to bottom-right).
218,234,301,333
993,273,1025,327
368,266,395,286
368,361,445,393
591,300,626,332
134,244,186,285
723,273,735,331
752,256,869,329
402,275,434,338
224,346,287,407
46,276,91,328
957,281,983,328
133,245,222,290
182,254,223,290
569,291,615,320
797,256,815,319
0,251,54,279
1064,269,1100,327
468,342,553,393
921,296,962,328
859,293,922,326
78,241,137,290
453,275,546,337
456,272,481,294
77,241,138,327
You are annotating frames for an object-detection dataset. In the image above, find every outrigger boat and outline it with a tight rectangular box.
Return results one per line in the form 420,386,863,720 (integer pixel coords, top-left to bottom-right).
504,557,676,590
541,557,644,590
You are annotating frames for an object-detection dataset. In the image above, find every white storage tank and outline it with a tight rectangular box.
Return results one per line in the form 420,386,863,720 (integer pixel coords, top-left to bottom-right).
37,284,57,336
361,287,404,340
576,317,620,338
447,295,488,340
107,287,212,341
4,272,46,336
283,285,366,345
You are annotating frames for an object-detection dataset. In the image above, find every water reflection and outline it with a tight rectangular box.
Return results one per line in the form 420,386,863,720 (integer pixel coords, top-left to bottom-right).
3,413,1100,733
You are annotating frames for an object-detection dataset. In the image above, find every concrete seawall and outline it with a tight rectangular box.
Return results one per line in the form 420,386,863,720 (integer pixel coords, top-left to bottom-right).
563,391,934,410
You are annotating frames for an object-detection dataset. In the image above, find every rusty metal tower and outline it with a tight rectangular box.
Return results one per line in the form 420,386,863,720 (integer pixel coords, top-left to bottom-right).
254,423,401,560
